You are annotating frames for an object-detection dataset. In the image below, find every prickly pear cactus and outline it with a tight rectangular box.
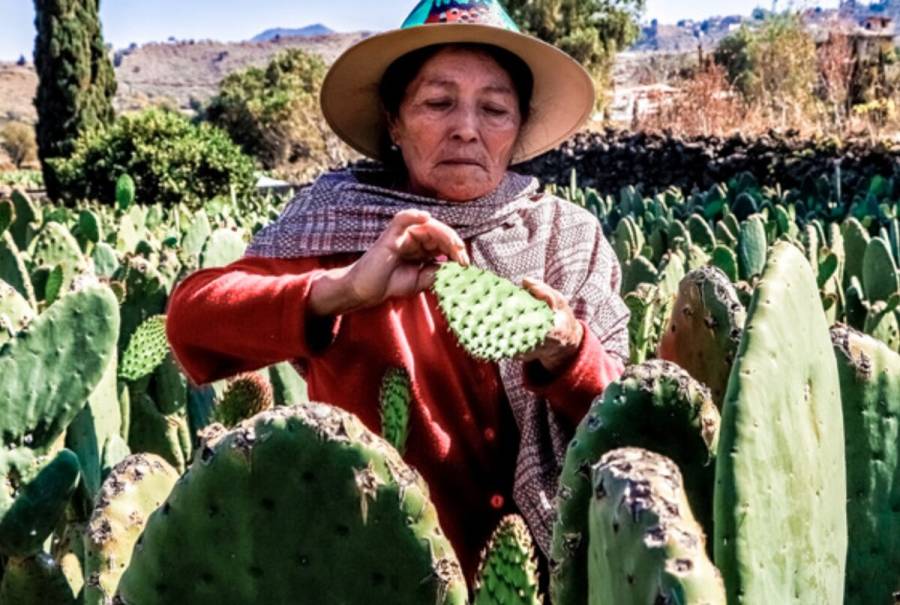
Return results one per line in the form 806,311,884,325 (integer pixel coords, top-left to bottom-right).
657,266,746,406
115,403,468,605
380,368,411,455
0,285,119,450
84,454,179,605
551,360,720,605
473,514,541,605
714,241,847,604
0,448,81,557
587,447,726,605
0,552,76,605
215,372,274,428
432,262,553,362
116,174,136,211
119,315,168,382
831,324,900,605
0,278,34,346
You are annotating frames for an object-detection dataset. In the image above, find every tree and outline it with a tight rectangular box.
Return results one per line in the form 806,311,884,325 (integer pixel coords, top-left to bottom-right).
503,0,645,108
204,48,350,180
33,0,117,200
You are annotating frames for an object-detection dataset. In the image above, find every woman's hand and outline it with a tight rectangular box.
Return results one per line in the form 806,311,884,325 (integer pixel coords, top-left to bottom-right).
309,209,469,317
517,278,584,374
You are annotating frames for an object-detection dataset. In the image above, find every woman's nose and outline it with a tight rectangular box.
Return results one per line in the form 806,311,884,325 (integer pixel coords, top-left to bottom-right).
448,105,479,143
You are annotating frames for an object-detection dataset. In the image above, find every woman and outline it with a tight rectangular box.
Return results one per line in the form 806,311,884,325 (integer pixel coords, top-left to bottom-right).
166,0,629,583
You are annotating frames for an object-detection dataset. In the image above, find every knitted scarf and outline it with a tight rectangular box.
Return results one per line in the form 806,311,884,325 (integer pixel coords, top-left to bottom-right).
245,167,629,555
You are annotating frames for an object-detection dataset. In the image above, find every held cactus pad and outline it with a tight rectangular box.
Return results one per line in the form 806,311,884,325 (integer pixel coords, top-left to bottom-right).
657,266,746,406
830,325,900,605
0,285,119,450
550,360,720,605
473,514,541,605
714,241,847,604
119,315,168,382
379,368,411,456
432,262,554,361
587,448,726,605
215,372,274,428
115,403,468,605
84,454,179,605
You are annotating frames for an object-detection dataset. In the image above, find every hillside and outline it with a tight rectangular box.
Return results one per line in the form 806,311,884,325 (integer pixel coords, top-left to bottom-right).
252,24,334,42
0,32,369,124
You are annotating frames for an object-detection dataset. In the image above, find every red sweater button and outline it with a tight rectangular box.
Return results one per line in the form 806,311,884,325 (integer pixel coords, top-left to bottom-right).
490,494,504,509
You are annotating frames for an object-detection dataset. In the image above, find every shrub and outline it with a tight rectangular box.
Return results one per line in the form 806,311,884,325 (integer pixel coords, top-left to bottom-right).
204,48,350,180
714,14,817,125
0,122,38,168
49,108,257,208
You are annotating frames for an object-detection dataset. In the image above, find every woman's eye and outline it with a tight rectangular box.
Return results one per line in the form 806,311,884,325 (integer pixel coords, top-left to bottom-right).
425,99,451,109
484,106,509,116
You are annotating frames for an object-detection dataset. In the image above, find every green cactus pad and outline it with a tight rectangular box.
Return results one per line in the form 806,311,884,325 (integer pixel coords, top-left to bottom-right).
550,360,720,605
737,215,767,281
473,514,541,605
114,257,167,355
119,315,168,382
841,218,869,288
0,278,34,347
215,372,274,428
0,285,119,450
863,237,899,303
587,447,726,605
714,241,847,604
432,262,554,362
657,266,746,406
116,403,467,605
380,367,411,455
268,361,308,406
200,228,245,269
9,188,39,251
84,454,179,605
0,449,81,557
831,325,900,605
0,553,76,605
0,231,36,307
127,394,192,474
116,174,136,211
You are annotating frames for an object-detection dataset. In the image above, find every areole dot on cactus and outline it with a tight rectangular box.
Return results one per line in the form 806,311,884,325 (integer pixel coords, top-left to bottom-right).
432,262,554,362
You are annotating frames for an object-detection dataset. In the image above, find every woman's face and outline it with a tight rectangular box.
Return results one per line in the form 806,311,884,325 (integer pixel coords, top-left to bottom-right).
388,47,523,202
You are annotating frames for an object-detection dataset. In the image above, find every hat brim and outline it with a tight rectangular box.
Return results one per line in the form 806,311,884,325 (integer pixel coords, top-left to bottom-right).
320,24,595,164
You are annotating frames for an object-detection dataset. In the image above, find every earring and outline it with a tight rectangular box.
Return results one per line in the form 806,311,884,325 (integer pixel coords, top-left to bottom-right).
390,143,401,153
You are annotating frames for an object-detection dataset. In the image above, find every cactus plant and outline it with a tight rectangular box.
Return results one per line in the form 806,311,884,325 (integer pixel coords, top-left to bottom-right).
714,241,847,604
115,403,468,605
863,237,899,303
379,368,411,456
200,228,245,269
473,514,541,605
0,231,36,307
116,174,136,211
119,315,168,382
0,552,76,605
0,285,119,451
830,325,900,605
587,447,726,605
0,449,81,557
0,278,34,346
657,266,746,406
550,360,720,605
737,214,767,281
84,454,179,605
432,262,554,362
215,372,274,428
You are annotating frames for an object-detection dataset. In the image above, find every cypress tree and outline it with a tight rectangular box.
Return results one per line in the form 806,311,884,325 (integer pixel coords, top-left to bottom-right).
33,0,117,200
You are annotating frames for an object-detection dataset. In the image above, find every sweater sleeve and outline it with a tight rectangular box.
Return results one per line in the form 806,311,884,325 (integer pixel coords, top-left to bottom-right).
523,320,625,428
165,256,345,385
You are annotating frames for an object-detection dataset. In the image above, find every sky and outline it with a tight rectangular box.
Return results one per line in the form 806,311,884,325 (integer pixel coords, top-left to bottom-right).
0,0,841,61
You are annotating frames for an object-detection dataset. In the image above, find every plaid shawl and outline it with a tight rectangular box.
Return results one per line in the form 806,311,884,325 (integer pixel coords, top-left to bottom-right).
245,167,629,555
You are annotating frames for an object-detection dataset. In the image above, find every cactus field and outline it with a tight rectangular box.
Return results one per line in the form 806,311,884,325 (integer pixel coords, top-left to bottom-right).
0,160,899,604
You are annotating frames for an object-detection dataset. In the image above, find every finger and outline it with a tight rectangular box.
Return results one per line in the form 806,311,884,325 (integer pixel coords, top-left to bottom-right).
389,209,431,232
522,278,563,310
406,221,468,265
415,264,440,292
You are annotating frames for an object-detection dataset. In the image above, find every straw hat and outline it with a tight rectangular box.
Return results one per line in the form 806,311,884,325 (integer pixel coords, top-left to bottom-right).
320,0,595,164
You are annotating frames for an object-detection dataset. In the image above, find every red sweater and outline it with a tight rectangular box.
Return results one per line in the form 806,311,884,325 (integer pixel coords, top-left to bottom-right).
166,254,624,581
